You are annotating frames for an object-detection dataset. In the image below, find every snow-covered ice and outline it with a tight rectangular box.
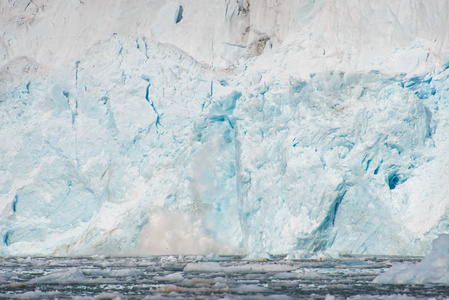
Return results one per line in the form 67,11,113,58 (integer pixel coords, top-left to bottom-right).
1,0,449,259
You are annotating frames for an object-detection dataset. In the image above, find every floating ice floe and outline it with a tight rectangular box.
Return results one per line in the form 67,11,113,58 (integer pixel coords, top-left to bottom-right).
184,262,297,273
374,234,449,284
28,267,88,284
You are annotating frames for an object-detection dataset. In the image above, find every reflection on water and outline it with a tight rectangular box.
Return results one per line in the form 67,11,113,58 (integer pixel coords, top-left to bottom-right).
0,256,447,299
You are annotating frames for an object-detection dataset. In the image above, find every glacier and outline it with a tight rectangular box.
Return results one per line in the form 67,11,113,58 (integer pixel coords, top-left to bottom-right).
0,0,449,257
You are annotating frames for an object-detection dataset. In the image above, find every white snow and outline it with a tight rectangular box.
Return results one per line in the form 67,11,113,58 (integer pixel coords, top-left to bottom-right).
0,0,449,258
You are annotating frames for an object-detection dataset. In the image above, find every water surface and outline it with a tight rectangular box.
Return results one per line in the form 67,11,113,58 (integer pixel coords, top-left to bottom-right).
0,256,447,299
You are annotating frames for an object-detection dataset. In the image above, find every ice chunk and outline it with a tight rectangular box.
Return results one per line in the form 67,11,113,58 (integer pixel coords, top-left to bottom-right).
28,268,87,284
153,272,184,283
184,262,297,273
183,262,222,273
374,234,449,284
233,284,270,294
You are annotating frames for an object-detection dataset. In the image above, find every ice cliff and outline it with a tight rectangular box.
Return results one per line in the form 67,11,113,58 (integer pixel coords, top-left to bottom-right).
0,0,449,257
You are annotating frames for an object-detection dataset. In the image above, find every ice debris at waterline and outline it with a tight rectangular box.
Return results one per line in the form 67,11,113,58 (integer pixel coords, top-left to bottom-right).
374,234,449,285
1,256,449,299
1,0,449,257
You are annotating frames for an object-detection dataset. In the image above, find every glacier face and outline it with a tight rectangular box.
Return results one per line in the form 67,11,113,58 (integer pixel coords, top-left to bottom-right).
1,0,449,256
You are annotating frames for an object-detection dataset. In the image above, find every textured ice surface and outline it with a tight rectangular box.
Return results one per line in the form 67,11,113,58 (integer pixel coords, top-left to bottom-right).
28,267,88,284
1,0,449,257
374,234,449,284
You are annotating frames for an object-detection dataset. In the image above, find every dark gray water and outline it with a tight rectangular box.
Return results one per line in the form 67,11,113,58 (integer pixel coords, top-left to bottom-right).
0,256,448,299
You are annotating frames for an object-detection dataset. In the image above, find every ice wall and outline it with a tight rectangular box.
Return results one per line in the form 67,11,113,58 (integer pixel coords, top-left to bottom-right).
0,0,449,256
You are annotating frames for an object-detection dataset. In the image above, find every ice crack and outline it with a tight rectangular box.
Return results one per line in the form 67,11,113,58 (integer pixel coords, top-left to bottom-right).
144,79,162,129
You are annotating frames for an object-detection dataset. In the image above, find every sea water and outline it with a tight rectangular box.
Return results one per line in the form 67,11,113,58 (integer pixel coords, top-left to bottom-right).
0,256,448,299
